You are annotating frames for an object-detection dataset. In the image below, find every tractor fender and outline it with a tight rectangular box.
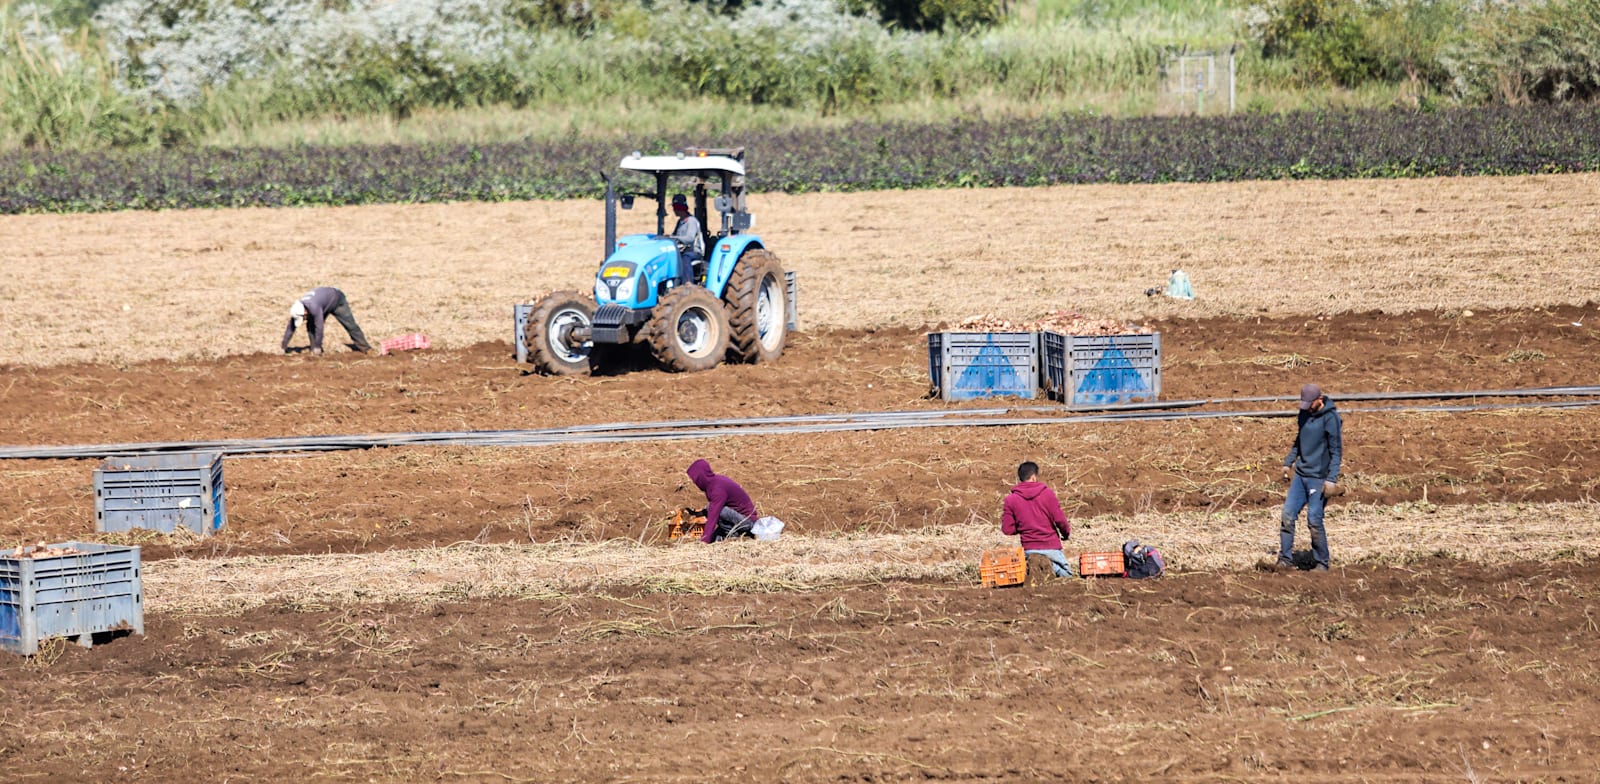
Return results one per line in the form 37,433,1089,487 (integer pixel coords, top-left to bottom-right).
704,235,764,299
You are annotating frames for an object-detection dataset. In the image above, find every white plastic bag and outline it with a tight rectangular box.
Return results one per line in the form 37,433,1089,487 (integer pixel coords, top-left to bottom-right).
753,516,785,541
1164,269,1196,300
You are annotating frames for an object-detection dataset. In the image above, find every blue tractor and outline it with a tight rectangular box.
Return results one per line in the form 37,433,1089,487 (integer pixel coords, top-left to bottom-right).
525,147,790,375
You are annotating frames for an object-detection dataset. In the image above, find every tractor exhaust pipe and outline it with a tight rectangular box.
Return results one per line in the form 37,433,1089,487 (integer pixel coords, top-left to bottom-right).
602,171,616,260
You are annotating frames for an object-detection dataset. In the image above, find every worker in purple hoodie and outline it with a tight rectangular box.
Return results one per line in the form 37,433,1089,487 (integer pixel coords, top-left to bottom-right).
1001,461,1074,578
686,459,759,543
282,286,373,355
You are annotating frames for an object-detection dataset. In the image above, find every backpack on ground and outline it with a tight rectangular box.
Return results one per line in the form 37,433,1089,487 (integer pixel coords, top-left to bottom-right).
1122,539,1165,579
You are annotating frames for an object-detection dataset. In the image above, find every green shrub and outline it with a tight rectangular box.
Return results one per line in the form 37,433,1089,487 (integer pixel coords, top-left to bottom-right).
1252,0,1380,86
850,0,1004,31
1247,0,1465,89
1444,0,1600,103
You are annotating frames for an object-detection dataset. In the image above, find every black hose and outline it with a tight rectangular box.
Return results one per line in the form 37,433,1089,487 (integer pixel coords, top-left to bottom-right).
3,386,1599,461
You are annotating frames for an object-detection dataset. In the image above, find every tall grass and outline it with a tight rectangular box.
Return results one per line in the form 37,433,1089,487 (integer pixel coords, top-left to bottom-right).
1,0,1266,150
5,0,1594,152
0,22,148,149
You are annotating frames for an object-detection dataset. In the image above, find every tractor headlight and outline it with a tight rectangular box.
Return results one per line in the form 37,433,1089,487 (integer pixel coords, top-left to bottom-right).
597,275,637,303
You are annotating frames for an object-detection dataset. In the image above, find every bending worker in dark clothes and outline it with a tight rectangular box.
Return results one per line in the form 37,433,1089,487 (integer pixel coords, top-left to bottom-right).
686,459,758,543
282,286,373,354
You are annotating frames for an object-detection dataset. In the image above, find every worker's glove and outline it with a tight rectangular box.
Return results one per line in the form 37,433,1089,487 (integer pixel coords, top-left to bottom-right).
684,507,707,519
1322,481,1344,498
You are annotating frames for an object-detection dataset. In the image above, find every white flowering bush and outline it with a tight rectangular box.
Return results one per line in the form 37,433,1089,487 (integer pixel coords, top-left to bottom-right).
641,0,914,108
91,0,521,106
3,0,946,117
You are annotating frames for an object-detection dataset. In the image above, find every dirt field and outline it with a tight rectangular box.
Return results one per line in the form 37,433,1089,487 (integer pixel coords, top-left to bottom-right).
1,173,1598,366
7,562,1600,782
3,306,1599,559
2,178,1600,781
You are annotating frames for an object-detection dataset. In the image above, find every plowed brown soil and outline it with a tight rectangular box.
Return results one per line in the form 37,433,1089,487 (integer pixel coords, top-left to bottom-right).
3,306,1597,557
4,563,1598,782
3,180,1600,781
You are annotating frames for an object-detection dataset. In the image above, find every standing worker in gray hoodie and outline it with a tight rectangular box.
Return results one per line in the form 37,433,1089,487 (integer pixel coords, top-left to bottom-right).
1277,383,1343,571
282,286,373,355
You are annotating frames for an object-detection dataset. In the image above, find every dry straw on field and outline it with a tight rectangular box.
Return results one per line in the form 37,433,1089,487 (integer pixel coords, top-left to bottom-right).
146,500,1600,615
3,174,1599,367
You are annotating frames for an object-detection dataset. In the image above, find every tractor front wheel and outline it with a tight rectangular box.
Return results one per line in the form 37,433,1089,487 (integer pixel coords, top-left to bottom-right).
527,290,595,375
724,249,787,364
647,285,729,373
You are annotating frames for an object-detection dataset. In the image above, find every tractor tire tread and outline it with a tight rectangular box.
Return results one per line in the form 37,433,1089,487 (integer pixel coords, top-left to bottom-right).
647,285,730,373
526,290,594,376
724,249,786,364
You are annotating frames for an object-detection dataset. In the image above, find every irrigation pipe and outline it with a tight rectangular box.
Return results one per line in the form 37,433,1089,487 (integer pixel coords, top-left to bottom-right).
4,385,1600,461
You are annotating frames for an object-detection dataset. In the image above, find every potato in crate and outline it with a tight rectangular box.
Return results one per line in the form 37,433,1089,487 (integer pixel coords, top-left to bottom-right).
980,547,1027,588
666,509,708,541
1079,551,1125,578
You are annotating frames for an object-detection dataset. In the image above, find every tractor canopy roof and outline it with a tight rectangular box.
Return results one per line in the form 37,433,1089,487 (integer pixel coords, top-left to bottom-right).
619,151,745,178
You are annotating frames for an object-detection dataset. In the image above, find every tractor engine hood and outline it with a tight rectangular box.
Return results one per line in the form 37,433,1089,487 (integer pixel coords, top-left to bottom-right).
594,233,678,306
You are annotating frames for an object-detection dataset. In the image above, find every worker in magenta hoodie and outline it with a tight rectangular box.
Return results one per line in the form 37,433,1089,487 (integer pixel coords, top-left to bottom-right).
687,459,759,543
1001,461,1074,577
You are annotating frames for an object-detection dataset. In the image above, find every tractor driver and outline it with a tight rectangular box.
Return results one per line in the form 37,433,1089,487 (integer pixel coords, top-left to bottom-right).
670,193,706,284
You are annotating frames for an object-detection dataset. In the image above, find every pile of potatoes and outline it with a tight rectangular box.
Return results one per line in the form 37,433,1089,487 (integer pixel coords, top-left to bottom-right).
7,543,82,559
952,311,1153,336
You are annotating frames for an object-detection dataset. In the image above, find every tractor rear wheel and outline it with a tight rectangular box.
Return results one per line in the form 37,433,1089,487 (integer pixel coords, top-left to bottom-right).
723,249,788,364
647,285,729,373
527,290,595,376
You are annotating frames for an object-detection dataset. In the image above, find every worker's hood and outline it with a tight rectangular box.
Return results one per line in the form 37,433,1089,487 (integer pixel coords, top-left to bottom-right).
1301,397,1338,421
1010,481,1049,501
687,459,714,491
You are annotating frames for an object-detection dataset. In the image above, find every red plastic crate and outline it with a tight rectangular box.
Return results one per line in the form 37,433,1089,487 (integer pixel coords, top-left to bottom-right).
379,333,431,355
1079,551,1125,577
980,547,1027,588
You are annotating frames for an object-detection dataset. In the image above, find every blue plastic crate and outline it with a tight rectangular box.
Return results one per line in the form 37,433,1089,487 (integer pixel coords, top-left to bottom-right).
0,542,143,655
95,452,225,536
927,332,1040,401
513,303,534,363
1042,331,1161,406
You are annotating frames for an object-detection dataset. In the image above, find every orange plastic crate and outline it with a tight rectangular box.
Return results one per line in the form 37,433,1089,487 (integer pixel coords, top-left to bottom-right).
980,547,1027,588
1079,551,1125,577
666,510,708,541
